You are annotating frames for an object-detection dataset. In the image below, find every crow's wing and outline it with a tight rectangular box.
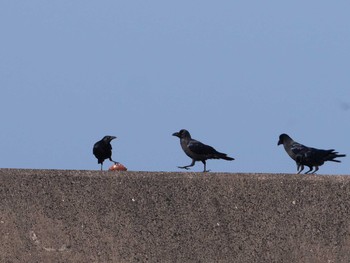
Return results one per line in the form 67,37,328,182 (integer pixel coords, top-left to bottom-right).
93,141,112,160
290,142,310,156
188,139,218,156
301,148,339,165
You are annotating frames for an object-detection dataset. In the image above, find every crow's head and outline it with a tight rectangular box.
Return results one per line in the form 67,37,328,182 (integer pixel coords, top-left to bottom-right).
172,129,191,139
102,135,117,143
278,133,290,146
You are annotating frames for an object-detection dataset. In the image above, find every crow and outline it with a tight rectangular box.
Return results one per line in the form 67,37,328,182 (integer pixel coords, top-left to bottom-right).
93,135,118,170
172,129,234,172
278,133,346,174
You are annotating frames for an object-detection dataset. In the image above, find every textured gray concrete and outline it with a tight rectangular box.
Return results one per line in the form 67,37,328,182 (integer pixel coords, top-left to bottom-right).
1,169,350,262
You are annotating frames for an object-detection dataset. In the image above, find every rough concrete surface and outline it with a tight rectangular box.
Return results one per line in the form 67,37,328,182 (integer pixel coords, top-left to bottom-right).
1,169,350,263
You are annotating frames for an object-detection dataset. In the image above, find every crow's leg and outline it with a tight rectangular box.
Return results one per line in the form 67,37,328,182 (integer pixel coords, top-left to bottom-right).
100,163,103,171
297,164,304,174
109,157,119,164
178,159,195,170
304,166,313,174
311,166,319,174
202,160,210,172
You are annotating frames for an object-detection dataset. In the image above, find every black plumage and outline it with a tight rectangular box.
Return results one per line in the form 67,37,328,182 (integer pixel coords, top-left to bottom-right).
93,135,117,170
173,129,234,172
278,133,346,174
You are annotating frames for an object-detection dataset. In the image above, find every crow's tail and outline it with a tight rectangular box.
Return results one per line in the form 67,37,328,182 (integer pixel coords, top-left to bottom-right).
326,152,346,162
216,152,235,161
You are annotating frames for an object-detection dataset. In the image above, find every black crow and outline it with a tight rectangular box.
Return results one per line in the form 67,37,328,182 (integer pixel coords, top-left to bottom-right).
172,129,234,172
93,135,118,170
278,133,346,174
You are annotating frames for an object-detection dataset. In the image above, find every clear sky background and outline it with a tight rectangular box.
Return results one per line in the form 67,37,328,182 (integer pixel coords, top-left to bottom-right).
1,1,349,174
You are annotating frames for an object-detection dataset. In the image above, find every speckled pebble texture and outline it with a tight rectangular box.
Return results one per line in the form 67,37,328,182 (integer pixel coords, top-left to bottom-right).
1,169,350,262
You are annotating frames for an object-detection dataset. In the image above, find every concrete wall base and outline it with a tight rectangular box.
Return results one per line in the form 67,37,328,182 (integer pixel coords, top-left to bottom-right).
1,169,350,262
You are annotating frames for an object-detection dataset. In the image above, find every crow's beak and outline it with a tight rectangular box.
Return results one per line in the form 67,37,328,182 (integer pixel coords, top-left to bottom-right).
111,136,117,140
172,132,180,138
277,139,282,146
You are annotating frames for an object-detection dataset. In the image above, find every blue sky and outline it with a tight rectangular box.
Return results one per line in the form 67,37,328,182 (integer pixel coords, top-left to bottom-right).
1,1,349,174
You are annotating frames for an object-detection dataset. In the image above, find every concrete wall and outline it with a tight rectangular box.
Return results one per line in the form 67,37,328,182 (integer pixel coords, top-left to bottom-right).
1,169,350,262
